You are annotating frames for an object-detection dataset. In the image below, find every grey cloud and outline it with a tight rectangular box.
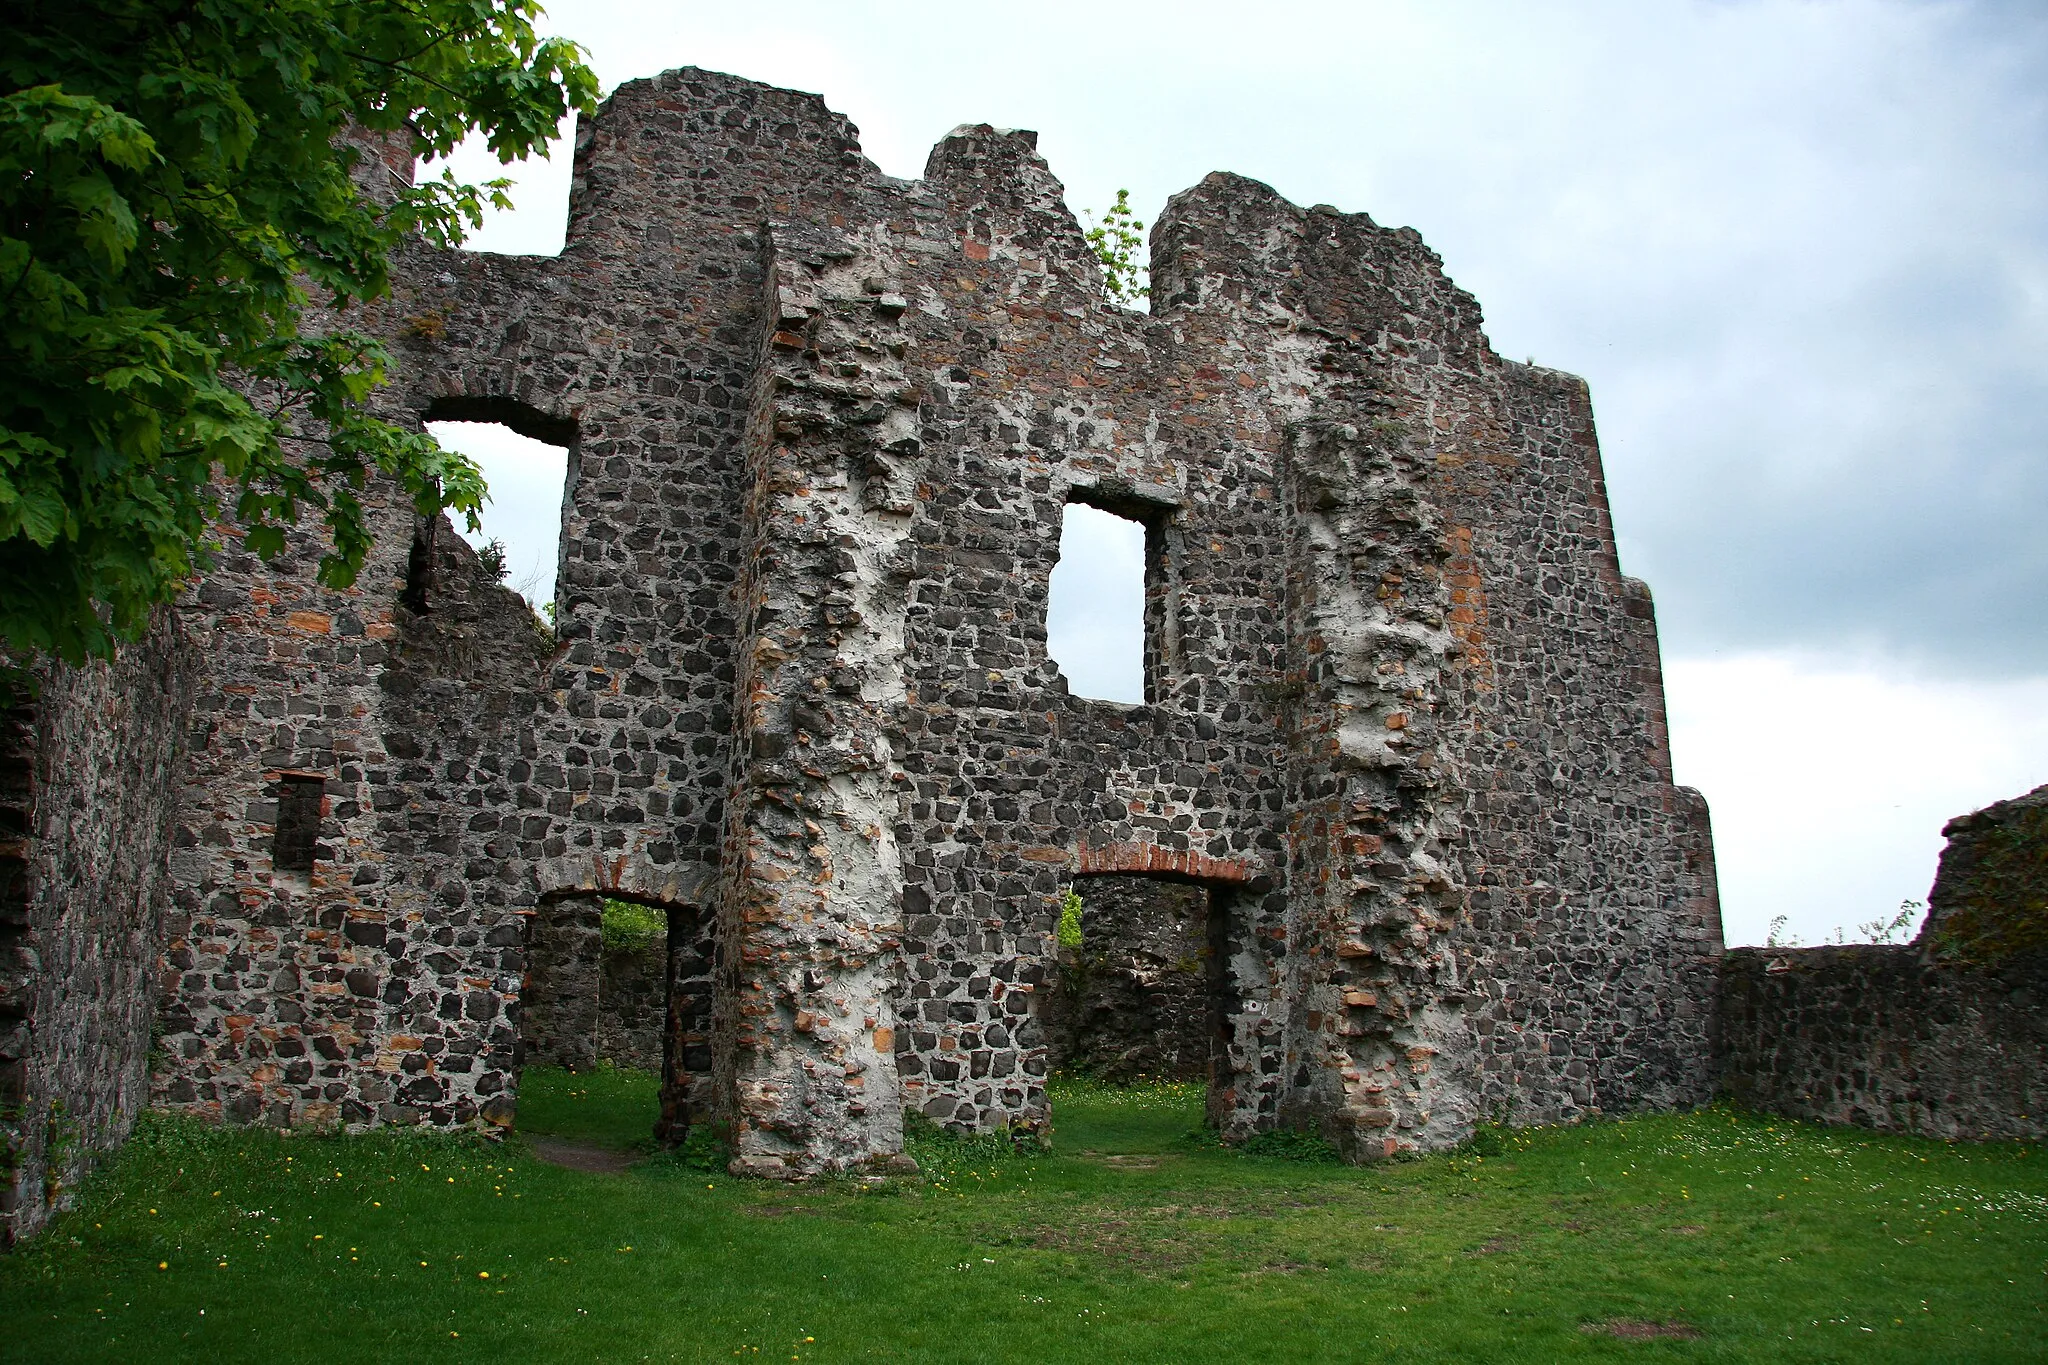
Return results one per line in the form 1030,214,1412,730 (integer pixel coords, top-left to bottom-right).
498,0,2048,679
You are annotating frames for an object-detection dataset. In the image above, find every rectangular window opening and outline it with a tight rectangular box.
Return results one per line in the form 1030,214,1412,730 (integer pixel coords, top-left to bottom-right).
424,412,575,620
1048,490,1175,704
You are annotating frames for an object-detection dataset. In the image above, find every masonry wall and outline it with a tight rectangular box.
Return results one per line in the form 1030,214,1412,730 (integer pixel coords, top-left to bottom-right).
517,897,671,1074
1717,784,2048,1139
599,942,667,1073
521,894,603,1071
1146,177,1723,1154
125,65,1725,1175
154,498,543,1129
0,614,193,1245
1718,946,2046,1139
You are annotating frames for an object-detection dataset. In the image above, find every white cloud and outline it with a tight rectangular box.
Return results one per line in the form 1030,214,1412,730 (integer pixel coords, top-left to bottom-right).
1668,652,2048,945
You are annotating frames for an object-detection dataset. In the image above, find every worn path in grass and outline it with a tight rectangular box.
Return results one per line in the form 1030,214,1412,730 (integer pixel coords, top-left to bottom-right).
3,1069,2043,1363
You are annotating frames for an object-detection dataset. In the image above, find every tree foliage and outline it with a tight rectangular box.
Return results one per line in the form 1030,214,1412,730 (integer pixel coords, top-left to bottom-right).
1086,189,1149,308
0,1,598,661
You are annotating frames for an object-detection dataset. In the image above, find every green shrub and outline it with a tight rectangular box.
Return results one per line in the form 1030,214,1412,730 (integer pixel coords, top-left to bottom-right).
661,1125,730,1174
1055,888,1084,950
1461,1124,1506,1157
600,899,667,955
1239,1127,1343,1164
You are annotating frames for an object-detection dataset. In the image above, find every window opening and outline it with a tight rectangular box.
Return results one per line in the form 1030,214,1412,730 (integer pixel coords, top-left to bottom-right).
272,774,325,872
424,417,572,618
1047,502,1147,704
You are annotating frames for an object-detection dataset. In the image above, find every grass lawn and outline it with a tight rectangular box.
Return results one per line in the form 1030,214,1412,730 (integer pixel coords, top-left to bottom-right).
3,1069,2043,1363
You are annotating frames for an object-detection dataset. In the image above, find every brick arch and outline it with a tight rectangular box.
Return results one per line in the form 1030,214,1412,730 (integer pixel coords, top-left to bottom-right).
1077,840,1265,888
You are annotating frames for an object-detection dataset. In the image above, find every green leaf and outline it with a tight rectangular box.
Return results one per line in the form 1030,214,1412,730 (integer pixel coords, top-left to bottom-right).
0,0,598,660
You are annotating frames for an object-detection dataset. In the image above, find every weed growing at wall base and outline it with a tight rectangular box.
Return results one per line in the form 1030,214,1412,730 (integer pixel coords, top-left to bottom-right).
4,1074,2041,1362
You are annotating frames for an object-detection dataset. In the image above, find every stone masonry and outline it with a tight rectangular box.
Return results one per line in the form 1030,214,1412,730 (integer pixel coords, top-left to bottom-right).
1,615,194,1244
1718,784,2048,1139
11,66,1730,1187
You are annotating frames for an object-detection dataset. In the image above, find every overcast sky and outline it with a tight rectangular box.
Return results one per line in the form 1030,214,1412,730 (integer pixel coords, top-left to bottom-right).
427,0,2048,945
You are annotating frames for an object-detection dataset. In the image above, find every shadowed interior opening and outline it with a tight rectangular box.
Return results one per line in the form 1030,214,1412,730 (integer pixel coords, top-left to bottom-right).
1044,875,1214,1085
271,774,325,873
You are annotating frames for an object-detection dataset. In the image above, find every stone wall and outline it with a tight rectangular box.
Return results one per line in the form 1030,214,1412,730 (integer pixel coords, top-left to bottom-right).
22,66,1723,1180
1042,876,1211,1081
154,505,546,1131
598,943,667,1073
521,894,603,1072
1918,783,2047,964
1717,784,2048,1139
1,614,194,1245
1146,174,1723,1154
518,897,670,1075
1718,946,2045,1139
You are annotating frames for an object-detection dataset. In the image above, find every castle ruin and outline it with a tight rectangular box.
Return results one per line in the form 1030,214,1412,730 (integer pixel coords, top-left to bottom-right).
8,66,1744,1234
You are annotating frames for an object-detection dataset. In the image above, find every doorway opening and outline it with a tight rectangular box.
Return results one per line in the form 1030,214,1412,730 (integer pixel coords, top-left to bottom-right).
1041,872,1247,1154
1043,874,1212,1082
516,892,685,1149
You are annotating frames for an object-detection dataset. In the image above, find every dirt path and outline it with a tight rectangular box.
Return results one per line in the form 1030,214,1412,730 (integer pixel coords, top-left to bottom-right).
524,1136,640,1174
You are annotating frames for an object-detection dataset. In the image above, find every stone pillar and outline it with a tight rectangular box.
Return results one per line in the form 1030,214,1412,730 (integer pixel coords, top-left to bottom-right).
709,225,926,1177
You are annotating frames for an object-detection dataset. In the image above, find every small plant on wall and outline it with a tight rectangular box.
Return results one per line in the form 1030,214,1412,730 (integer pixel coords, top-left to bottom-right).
1086,190,1149,307
1056,887,1085,950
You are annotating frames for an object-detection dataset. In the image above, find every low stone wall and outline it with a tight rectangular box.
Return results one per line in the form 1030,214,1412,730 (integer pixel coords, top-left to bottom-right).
597,946,666,1073
1042,877,1210,1082
1,615,195,1245
1717,782,2048,1141
1718,946,2047,1139
520,895,602,1073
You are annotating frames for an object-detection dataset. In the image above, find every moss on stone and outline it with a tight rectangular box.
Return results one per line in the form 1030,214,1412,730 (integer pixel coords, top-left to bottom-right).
1923,788,2048,966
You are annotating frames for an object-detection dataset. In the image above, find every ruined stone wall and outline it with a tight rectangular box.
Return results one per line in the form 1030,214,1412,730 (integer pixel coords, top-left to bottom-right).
1718,946,2046,1139
155,495,544,1130
598,942,667,1073
123,65,1722,1173
1718,785,2048,1139
521,894,603,1072
1146,178,1722,1155
518,897,671,1074
1453,373,1722,1125
1,614,193,1245
734,135,1308,1168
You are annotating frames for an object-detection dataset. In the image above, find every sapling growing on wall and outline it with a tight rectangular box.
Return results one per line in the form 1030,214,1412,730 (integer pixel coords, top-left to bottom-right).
1085,190,1149,307
1057,888,1085,950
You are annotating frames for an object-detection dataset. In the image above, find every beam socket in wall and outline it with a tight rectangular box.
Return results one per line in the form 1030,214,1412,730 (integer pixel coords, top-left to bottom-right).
272,774,325,873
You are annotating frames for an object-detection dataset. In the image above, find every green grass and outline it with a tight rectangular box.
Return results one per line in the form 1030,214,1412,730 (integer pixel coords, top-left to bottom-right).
507,1062,661,1150
4,1072,2043,1363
